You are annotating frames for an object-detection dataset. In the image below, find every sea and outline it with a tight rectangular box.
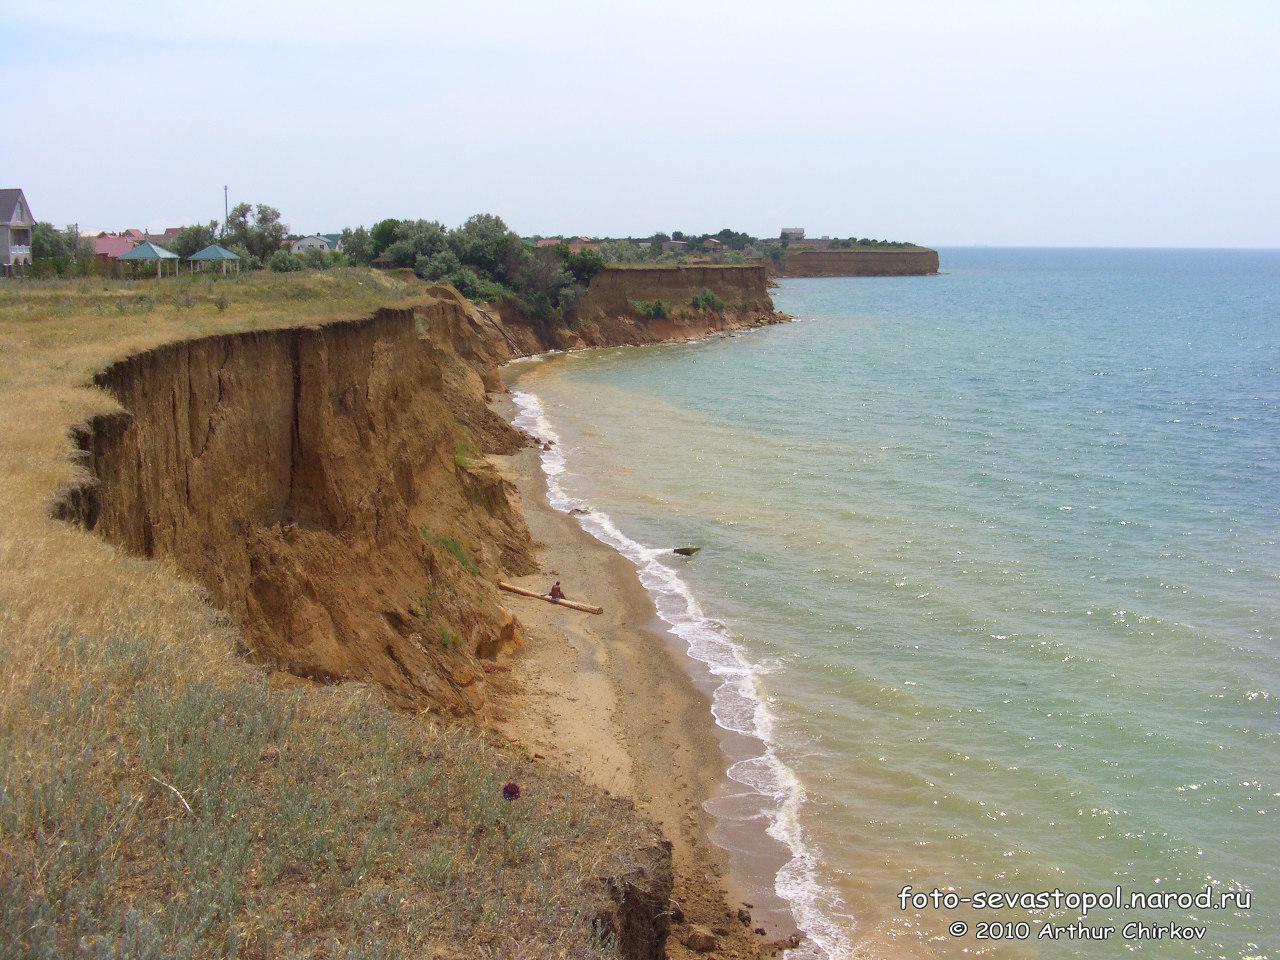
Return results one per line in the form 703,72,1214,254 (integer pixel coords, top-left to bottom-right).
504,248,1280,960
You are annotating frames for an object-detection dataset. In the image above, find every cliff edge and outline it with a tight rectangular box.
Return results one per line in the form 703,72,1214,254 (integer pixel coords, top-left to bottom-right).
51,270,781,720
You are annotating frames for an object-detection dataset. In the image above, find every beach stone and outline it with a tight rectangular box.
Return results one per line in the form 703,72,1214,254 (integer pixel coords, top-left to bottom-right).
683,925,718,952
737,907,752,924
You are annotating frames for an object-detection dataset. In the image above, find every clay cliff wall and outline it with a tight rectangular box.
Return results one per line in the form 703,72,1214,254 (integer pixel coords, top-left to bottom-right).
56,305,537,717
774,248,939,277
571,264,775,325
52,281,781,720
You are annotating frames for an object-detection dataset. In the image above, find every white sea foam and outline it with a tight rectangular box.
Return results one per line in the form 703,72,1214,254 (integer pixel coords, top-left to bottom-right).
510,388,854,960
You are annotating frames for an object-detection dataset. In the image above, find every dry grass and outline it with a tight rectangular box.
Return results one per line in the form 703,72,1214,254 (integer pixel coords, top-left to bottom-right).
0,271,659,959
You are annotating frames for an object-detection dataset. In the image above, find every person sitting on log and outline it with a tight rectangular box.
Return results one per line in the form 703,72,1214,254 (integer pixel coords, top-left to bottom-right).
548,581,565,600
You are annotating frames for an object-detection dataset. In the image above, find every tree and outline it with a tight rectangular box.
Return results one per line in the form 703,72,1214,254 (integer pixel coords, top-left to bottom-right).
223,202,288,264
226,241,260,271
224,203,252,246
447,213,518,279
595,239,647,263
249,205,287,261
268,249,303,272
31,222,69,261
172,222,218,259
340,226,372,264
715,228,753,250
564,247,605,285
385,220,448,268
369,218,401,259
415,249,461,282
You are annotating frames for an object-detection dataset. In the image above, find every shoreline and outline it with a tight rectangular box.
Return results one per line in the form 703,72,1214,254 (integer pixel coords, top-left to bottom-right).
486,388,803,957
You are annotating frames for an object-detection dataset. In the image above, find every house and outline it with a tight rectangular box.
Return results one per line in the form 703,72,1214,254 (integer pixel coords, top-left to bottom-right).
290,234,343,254
1,188,35,276
780,227,805,241
660,240,687,253
92,232,139,264
535,238,564,248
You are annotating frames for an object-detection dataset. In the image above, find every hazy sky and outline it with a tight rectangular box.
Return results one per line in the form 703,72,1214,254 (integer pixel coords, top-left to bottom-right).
10,1,1280,246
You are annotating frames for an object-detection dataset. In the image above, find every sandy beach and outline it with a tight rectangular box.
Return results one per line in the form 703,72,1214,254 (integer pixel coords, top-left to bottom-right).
486,391,801,959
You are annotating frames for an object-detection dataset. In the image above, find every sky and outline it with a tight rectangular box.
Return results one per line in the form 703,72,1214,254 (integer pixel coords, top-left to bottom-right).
8,0,1280,247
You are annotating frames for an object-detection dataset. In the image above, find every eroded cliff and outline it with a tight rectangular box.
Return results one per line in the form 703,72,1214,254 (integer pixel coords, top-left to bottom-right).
566,263,780,342
774,248,939,277
52,277,780,720
55,304,538,717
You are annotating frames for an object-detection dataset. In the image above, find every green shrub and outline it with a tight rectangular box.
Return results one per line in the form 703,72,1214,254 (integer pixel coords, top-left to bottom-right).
690,287,724,311
267,250,303,273
453,438,477,468
629,298,668,319
410,593,432,620
428,533,479,575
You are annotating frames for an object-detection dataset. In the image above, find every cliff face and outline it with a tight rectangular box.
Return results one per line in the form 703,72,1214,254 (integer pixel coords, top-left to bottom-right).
52,276,779,719
568,263,778,335
55,305,538,717
774,248,939,277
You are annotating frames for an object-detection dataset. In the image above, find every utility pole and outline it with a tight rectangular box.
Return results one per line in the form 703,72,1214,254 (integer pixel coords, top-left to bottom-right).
223,186,229,237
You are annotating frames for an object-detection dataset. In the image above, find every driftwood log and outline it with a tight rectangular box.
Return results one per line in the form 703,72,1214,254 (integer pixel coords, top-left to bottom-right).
498,581,603,615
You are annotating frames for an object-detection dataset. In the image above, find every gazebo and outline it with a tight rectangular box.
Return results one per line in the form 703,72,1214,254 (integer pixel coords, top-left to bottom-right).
188,243,241,274
117,240,180,278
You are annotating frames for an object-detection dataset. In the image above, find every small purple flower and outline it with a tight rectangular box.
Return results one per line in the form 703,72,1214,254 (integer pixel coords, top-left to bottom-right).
502,782,521,801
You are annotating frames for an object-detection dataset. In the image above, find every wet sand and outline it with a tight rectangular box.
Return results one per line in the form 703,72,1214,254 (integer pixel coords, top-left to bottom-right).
486,392,800,957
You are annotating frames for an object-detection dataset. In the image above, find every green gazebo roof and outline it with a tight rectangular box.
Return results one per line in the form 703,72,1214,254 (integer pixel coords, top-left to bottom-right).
117,241,179,261
188,244,240,261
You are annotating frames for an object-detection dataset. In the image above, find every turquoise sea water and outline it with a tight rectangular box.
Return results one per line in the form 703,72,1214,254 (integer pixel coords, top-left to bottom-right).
507,249,1280,959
